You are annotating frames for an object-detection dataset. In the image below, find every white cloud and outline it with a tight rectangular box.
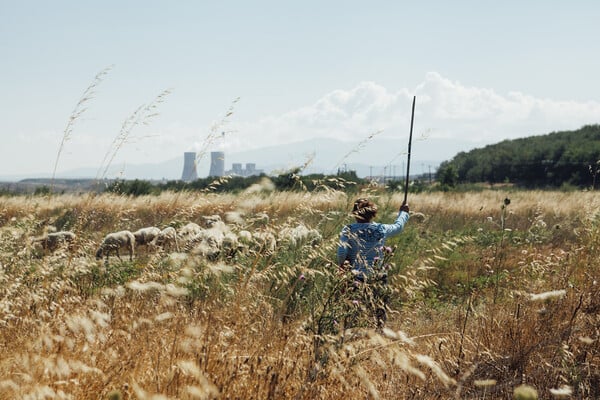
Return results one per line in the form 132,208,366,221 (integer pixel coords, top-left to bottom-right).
416,72,600,142
228,72,600,154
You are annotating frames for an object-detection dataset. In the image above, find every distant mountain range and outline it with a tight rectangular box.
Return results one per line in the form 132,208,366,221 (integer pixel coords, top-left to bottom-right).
1,137,478,182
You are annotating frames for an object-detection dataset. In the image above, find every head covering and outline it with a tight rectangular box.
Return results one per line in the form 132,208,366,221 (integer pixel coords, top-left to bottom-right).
352,198,378,222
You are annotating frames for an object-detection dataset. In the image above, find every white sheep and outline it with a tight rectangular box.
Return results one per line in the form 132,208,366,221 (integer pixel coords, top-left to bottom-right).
31,231,77,253
201,214,222,228
250,230,277,255
133,226,161,248
278,224,322,248
187,220,231,260
95,230,135,261
238,230,253,244
222,232,242,259
224,211,245,226
235,230,253,254
178,222,203,247
234,229,276,255
153,226,179,252
247,212,269,227
189,231,223,260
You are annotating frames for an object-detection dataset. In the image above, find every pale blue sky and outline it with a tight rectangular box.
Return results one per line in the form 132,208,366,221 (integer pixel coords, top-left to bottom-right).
1,1,599,178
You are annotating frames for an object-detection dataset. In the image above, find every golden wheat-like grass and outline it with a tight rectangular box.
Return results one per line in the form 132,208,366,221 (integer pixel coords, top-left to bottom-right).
0,190,598,398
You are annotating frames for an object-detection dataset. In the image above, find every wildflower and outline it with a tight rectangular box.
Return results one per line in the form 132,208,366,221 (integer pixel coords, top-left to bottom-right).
299,273,305,281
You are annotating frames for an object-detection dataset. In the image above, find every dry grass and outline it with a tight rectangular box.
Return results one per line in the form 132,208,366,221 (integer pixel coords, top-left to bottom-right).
0,189,598,399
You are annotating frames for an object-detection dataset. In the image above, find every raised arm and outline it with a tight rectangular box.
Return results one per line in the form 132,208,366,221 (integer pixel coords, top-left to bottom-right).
380,203,410,238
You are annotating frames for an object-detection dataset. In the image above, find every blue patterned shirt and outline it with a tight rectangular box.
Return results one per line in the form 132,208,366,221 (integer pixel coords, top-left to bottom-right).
337,211,409,277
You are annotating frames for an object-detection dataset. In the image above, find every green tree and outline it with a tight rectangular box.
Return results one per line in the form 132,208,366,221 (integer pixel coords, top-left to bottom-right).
437,163,458,190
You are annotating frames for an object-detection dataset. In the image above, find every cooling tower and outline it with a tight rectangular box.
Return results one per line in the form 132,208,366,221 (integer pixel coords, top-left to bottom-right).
232,163,242,175
181,152,198,182
209,151,225,177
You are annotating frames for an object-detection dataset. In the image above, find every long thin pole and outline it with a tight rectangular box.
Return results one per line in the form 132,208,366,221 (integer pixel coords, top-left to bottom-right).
403,96,416,205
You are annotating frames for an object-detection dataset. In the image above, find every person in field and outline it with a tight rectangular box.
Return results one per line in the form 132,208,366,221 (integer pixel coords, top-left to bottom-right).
337,198,410,329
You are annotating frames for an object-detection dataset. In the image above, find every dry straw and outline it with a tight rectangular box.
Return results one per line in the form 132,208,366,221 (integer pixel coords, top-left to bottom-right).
1,190,600,398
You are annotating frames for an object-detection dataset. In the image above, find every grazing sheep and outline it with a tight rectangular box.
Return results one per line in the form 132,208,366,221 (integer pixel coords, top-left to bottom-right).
222,232,242,259
201,214,222,228
238,230,253,244
235,230,253,254
178,222,203,246
187,220,231,260
234,229,276,255
132,226,161,247
249,212,269,226
224,211,245,226
278,224,322,248
189,230,223,260
153,226,179,252
96,230,135,261
32,231,77,253
251,230,277,255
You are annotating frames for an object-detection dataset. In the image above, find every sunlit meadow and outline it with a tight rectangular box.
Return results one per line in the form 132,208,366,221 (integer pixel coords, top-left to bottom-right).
0,188,598,399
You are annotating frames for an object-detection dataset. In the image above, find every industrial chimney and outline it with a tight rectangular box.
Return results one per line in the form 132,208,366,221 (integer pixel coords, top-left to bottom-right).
181,152,198,182
209,151,225,177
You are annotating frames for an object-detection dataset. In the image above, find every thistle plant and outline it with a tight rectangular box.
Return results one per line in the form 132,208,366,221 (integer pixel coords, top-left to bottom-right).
589,160,600,190
493,196,511,304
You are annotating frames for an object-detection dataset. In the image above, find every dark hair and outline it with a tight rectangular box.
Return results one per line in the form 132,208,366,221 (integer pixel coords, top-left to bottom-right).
352,198,378,222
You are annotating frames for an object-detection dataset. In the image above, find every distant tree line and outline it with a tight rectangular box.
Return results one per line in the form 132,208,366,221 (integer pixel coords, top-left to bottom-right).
436,124,600,189
104,170,369,196
1,171,430,197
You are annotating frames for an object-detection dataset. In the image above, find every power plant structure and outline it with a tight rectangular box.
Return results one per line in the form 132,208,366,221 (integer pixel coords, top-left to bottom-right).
181,152,198,182
229,162,262,177
209,151,225,177
182,151,262,179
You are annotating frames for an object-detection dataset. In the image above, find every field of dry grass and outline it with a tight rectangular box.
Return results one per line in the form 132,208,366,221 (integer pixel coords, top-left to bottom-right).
0,188,598,399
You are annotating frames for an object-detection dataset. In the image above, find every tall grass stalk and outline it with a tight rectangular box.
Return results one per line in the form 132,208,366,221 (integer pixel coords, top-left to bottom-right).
96,88,171,181
51,65,113,191
194,97,241,171
331,129,383,174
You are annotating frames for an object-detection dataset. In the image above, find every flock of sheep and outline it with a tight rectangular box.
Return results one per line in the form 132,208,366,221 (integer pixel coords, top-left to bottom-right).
30,213,324,263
